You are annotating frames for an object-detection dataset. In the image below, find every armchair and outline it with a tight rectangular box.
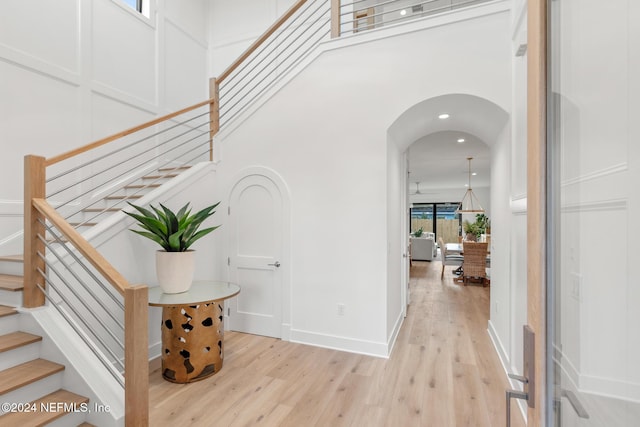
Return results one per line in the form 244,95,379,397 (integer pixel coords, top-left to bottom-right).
410,236,436,261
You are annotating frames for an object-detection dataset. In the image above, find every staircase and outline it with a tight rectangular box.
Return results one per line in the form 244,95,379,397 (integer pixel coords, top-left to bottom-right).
62,165,192,232
0,258,94,426
0,164,192,425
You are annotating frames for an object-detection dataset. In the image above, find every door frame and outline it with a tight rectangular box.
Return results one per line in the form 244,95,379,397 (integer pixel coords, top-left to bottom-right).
527,0,547,424
226,166,292,341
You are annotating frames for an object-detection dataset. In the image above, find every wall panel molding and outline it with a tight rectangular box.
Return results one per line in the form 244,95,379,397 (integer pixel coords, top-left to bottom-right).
561,198,627,214
0,44,81,87
510,194,527,215
561,163,628,187
164,17,208,48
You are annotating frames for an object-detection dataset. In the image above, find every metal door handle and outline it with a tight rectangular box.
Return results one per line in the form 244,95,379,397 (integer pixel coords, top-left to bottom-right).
268,261,281,268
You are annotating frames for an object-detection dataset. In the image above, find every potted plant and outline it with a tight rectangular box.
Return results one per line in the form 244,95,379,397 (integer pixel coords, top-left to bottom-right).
414,227,424,237
124,201,221,294
463,220,481,241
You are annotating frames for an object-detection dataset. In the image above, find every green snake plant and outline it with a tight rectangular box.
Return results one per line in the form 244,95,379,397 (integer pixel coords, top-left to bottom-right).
123,201,220,252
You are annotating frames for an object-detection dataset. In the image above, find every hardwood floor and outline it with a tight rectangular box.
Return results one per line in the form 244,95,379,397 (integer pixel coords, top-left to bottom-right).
149,260,526,426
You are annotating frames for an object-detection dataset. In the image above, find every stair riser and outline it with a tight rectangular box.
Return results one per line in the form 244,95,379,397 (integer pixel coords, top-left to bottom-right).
0,290,22,307
67,211,118,225
0,262,23,277
0,316,19,336
46,410,91,427
0,342,40,372
0,372,63,415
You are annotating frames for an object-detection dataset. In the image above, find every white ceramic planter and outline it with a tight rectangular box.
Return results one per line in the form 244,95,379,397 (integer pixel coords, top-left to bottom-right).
156,250,195,294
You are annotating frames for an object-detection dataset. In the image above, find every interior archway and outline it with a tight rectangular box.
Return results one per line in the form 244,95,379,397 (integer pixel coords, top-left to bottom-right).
386,92,510,331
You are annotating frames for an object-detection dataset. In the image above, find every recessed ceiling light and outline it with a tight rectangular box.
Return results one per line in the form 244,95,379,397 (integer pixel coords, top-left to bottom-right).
438,113,450,119
457,138,465,143
464,184,469,187
400,9,407,16
472,172,477,176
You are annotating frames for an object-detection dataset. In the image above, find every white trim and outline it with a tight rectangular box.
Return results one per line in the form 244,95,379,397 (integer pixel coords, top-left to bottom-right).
510,195,527,214
561,163,627,187
488,321,527,422
387,309,405,356
290,328,389,358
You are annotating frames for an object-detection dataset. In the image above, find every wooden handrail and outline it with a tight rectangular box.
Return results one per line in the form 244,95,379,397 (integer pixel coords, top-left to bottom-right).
31,198,130,296
217,0,310,84
46,99,215,167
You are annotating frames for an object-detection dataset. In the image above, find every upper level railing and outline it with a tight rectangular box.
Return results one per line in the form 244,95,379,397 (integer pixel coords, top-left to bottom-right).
22,1,493,425
337,0,492,35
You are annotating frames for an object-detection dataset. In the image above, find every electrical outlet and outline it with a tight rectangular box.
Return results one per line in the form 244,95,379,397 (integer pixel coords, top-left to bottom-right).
570,272,582,301
337,304,345,316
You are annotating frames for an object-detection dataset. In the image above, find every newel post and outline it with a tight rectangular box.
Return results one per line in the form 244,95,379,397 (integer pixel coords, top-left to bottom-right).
209,77,220,162
125,284,149,426
23,155,46,308
331,0,341,38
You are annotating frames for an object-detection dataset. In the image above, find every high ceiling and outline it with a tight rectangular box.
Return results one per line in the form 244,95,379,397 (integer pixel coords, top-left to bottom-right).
387,94,508,197
408,130,490,192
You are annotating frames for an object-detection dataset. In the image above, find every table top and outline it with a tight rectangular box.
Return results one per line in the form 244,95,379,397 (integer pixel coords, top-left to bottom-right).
148,280,240,307
446,243,463,253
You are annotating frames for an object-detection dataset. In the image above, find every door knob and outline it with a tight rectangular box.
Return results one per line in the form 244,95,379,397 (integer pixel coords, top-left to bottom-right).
268,261,281,268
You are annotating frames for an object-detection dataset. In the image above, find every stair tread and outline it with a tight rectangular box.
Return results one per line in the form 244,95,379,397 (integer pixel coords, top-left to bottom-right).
0,389,89,425
0,305,17,318
0,255,23,263
0,274,23,292
124,183,161,189
142,174,178,180
158,165,191,172
69,223,98,227
104,195,142,200
0,332,42,353
0,359,65,395
82,207,120,212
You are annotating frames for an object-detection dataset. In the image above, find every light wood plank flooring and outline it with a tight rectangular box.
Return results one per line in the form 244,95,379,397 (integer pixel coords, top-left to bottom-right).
149,260,526,426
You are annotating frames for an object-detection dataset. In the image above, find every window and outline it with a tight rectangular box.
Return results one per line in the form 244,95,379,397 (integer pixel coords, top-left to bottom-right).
122,0,149,17
410,202,461,243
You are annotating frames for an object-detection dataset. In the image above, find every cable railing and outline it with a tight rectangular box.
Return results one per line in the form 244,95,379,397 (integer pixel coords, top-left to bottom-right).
24,194,148,426
338,0,494,35
43,100,215,233
215,0,332,130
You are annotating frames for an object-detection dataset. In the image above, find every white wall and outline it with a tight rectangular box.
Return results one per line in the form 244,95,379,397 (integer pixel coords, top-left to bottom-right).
486,0,528,390
208,0,296,76
0,0,210,254
212,3,512,356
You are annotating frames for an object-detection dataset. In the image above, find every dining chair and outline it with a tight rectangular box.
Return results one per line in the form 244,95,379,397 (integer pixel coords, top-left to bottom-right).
439,237,464,279
462,241,489,286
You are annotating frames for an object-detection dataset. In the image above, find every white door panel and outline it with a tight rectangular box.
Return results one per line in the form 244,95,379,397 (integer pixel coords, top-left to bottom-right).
228,174,283,338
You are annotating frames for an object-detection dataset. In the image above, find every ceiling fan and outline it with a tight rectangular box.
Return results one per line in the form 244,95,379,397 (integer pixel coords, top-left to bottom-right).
412,181,421,195
411,181,436,196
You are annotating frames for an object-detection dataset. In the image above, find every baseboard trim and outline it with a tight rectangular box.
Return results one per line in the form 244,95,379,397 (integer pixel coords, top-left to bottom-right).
387,309,405,356
290,328,388,358
488,320,527,422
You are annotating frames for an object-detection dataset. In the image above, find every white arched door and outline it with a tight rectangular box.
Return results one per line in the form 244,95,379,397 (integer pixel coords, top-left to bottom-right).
227,173,284,338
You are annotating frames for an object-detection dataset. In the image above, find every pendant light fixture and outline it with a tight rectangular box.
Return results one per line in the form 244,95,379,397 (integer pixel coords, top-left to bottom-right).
456,157,485,214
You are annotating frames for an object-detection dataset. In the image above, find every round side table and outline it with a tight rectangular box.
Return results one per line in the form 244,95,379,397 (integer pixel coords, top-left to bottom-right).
148,281,240,383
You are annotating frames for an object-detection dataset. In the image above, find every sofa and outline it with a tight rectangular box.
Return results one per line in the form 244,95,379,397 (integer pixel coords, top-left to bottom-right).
410,235,436,261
